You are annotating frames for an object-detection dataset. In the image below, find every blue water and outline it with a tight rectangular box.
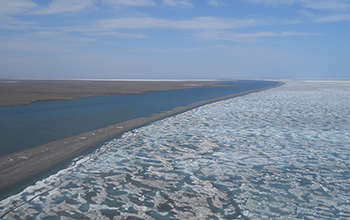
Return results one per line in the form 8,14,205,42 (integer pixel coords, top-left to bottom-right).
0,80,277,157
1,80,350,219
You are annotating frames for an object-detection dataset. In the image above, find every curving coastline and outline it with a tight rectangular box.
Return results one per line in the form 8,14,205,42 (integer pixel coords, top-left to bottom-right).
0,80,225,106
0,81,284,191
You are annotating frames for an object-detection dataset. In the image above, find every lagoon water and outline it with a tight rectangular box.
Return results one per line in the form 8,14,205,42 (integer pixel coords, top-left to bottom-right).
0,80,276,157
1,80,350,219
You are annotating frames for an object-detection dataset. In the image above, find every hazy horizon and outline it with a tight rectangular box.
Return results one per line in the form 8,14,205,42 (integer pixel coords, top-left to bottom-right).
1,0,349,79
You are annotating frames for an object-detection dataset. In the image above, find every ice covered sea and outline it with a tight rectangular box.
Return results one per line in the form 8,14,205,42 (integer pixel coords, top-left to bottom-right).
1,80,350,219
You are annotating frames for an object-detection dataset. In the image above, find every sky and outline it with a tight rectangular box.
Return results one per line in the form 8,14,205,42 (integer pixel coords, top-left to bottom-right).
0,0,350,79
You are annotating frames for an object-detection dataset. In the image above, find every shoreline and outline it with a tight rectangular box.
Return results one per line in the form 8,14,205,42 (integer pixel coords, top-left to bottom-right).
0,80,228,107
0,82,284,191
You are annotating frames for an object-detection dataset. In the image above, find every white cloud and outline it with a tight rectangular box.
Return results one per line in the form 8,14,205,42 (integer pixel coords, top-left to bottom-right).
97,16,255,30
126,45,224,53
161,0,194,8
0,37,71,52
0,31,98,53
246,0,350,24
207,0,226,7
297,9,316,19
246,0,297,7
316,13,350,22
246,0,350,11
0,15,36,30
101,0,156,7
89,31,149,38
32,0,96,15
25,31,96,43
303,1,350,10
194,30,318,42
0,0,38,15
0,0,38,30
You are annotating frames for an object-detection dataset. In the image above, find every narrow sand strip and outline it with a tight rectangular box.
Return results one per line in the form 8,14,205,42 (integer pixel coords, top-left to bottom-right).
0,82,283,190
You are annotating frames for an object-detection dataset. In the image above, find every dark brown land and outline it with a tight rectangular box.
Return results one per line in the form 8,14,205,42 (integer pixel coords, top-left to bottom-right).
0,80,225,106
0,80,284,191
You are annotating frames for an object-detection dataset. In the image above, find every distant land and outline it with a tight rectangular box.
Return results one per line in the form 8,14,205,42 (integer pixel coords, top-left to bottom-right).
0,80,228,106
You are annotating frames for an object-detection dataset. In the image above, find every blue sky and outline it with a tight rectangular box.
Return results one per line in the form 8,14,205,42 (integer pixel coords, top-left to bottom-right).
0,0,349,79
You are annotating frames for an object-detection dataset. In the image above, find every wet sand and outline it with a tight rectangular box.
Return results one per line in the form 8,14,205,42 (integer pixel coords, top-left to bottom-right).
0,81,283,190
